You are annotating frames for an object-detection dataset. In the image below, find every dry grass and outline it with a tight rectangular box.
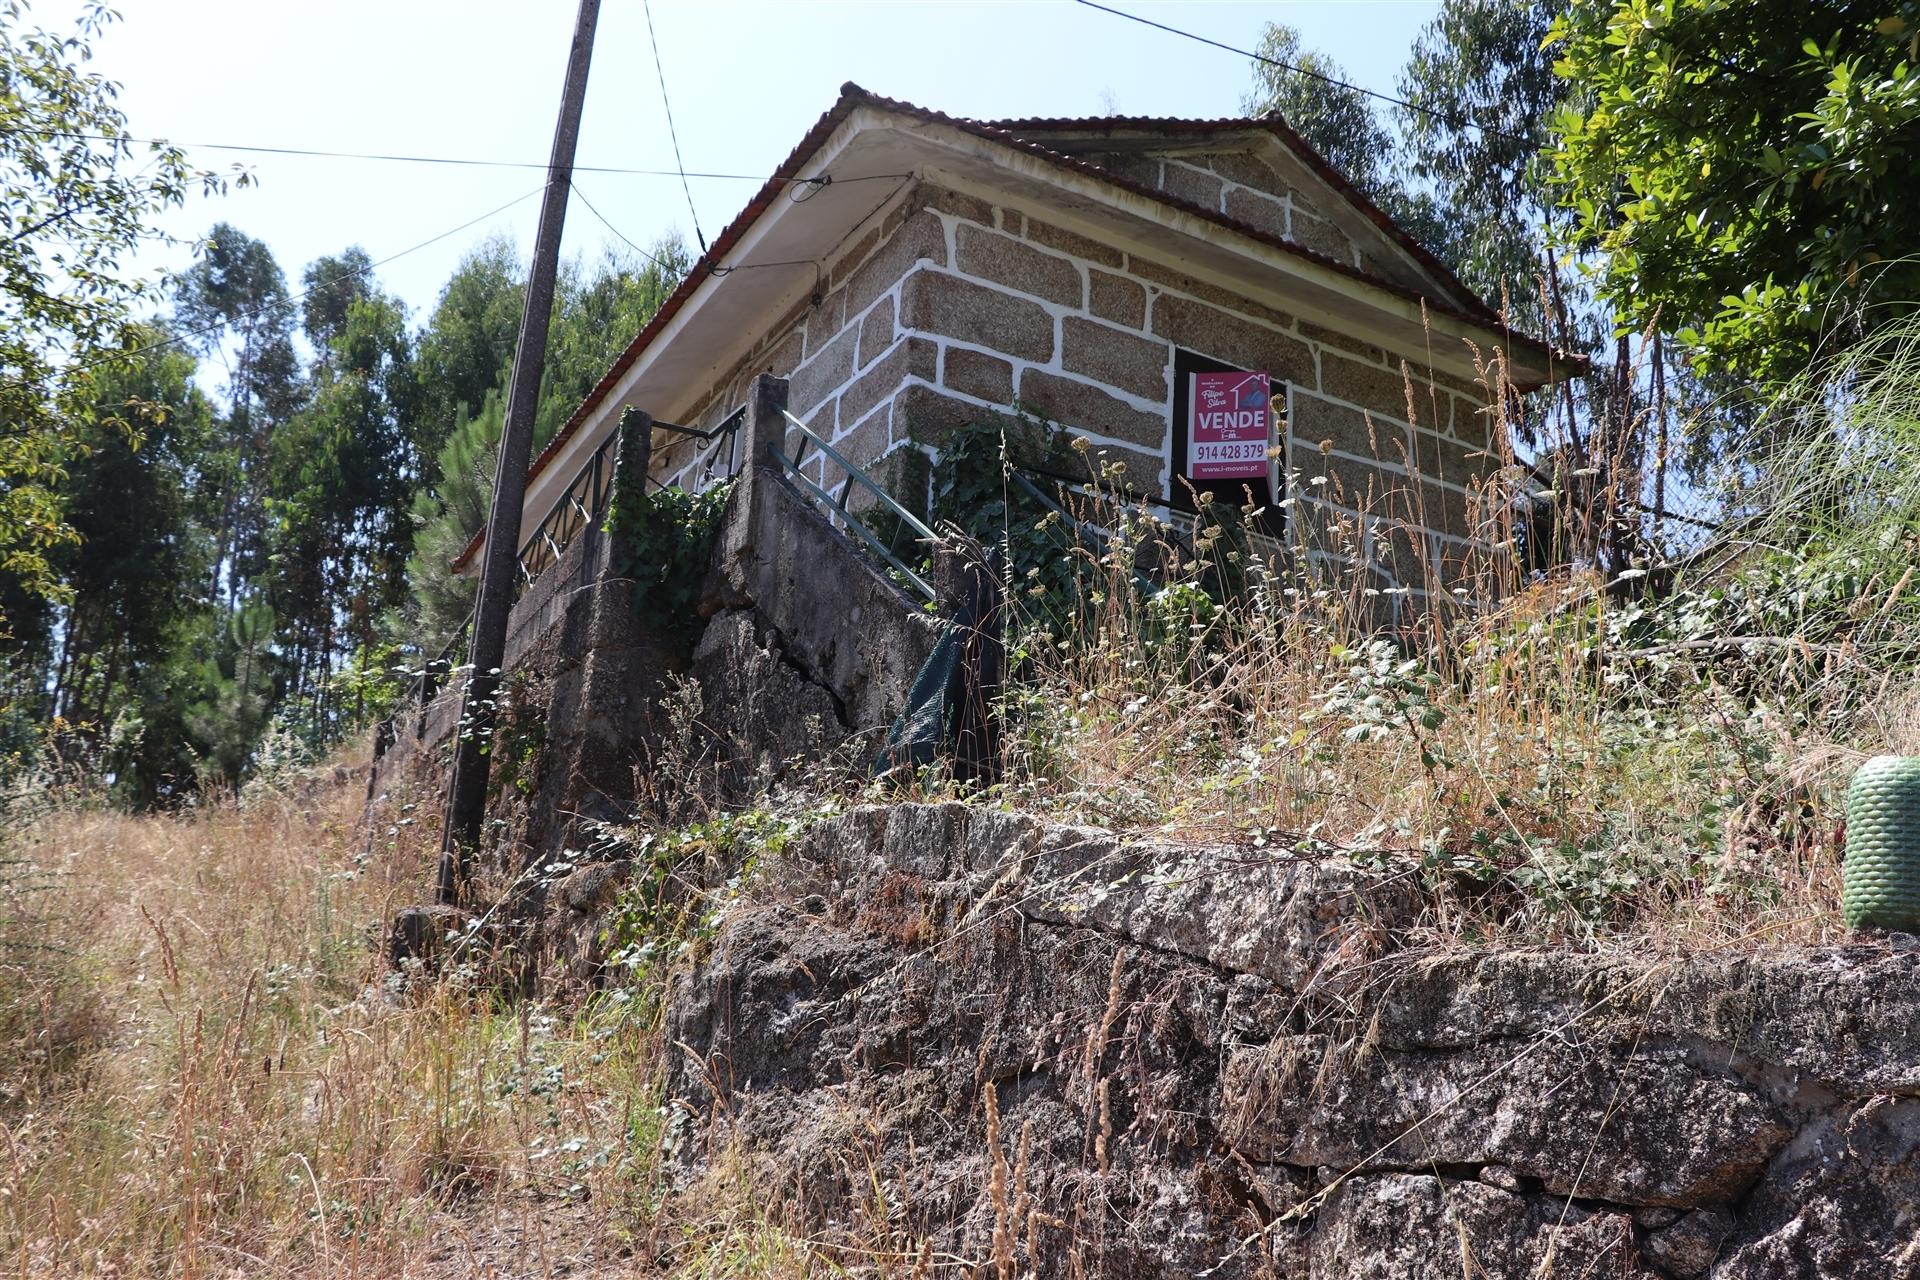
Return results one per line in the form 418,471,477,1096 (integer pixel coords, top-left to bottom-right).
0,764,574,1276
974,350,1862,950
0,761,940,1278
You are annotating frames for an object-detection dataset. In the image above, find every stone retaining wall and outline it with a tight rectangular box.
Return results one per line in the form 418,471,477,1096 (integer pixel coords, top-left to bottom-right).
663,802,1920,1278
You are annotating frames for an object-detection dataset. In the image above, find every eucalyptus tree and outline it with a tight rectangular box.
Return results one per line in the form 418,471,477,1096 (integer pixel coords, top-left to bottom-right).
173,223,306,602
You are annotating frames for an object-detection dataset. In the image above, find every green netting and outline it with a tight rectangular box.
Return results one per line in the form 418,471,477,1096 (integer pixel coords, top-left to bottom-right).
1844,755,1920,931
875,621,966,773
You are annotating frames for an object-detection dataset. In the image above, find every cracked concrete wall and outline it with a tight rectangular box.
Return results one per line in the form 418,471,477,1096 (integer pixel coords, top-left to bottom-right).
662,802,1920,1279
689,455,940,794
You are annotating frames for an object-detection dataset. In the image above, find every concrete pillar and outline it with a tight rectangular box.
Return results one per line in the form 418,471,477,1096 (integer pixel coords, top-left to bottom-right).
614,405,655,499
739,373,790,476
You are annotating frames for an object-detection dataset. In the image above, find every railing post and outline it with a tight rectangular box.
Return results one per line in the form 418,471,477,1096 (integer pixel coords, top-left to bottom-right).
933,535,1005,784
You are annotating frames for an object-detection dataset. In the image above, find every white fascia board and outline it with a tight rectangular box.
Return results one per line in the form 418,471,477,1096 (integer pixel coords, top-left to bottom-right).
519,111,889,535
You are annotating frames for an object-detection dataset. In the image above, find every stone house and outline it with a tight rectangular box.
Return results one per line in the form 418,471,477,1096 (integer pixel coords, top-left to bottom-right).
469,83,1575,604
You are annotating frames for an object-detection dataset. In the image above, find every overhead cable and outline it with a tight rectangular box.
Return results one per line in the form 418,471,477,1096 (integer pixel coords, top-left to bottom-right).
17,185,545,388
1069,0,1533,145
642,0,708,252
0,124,774,180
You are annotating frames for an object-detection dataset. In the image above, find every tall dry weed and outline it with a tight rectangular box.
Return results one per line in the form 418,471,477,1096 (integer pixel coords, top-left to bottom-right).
968,349,1853,948
0,764,665,1277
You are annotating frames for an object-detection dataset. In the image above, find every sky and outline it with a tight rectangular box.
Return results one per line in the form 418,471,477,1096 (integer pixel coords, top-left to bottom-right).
45,0,1441,326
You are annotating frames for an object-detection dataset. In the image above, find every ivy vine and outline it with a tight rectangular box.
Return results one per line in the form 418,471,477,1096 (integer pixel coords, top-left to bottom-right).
604,477,735,648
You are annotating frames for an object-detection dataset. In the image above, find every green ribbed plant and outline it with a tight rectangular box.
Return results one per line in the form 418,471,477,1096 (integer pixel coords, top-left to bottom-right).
1845,756,1920,931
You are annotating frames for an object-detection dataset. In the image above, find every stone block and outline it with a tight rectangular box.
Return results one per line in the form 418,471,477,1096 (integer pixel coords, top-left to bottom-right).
1222,186,1290,239
1022,215,1123,267
1206,149,1294,199
1158,159,1225,210
838,336,936,428
1126,254,1302,331
788,325,857,415
1643,1207,1732,1278
1298,319,1386,367
1150,293,1315,388
388,903,475,969
829,401,892,470
925,185,995,226
1082,150,1160,187
1716,1097,1920,1277
855,296,894,371
1088,269,1146,329
1322,351,1420,419
866,441,932,522
943,346,1013,405
803,286,846,357
1285,178,1337,226
1309,1176,1644,1280
1225,1036,1790,1207
1399,377,1458,435
955,224,1082,309
1455,393,1497,443
1405,428,1489,491
843,209,947,319
1418,480,1474,542
1301,449,1399,514
1069,440,1161,497
1290,392,1408,465
1060,316,1171,404
826,224,882,289
893,381,997,446
1290,210,1356,264
1017,367,1167,451
1292,497,1365,558
899,270,1054,363
760,326,806,380
1372,518,1435,589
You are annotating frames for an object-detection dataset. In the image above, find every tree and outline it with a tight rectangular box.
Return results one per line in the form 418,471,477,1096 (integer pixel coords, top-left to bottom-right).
411,235,523,462
299,246,375,358
401,239,690,649
49,329,213,730
187,595,277,790
1397,0,1571,330
173,223,305,600
404,391,503,645
1549,0,1920,383
1245,9,1704,569
267,285,415,730
1243,24,1399,199
0,2,224,617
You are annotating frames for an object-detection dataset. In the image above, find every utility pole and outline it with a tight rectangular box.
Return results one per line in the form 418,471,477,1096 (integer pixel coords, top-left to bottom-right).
437,0,601,904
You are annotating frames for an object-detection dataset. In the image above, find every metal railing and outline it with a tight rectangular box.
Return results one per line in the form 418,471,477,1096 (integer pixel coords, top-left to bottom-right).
372,622,469,760
1005,465,1164,597
653,404,745,492
771,407,938,603
517,427,618,590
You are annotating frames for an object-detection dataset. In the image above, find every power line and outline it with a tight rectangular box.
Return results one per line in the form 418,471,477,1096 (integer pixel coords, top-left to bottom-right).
1069,0,1532,146
17,185,545,389
0,124,773,180
642,0,708,253
568,178,684,277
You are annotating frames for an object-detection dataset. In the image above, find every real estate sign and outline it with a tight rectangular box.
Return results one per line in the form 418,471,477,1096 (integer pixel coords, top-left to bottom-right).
1187,371,1272,481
